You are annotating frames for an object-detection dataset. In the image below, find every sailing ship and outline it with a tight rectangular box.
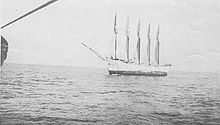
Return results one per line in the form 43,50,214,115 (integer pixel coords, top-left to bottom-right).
82,14,171,76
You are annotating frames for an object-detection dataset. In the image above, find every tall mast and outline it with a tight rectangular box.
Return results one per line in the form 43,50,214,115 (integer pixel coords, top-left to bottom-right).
126,17,130,62
137,20,141,65
113,14,118,60
155,25,160,65
147,23,151,66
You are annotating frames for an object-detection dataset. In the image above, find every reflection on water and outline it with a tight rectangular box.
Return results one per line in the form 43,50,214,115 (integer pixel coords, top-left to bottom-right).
1,63,220,124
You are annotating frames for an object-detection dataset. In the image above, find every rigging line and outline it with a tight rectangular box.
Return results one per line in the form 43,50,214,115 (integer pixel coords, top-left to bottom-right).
1,0,58,29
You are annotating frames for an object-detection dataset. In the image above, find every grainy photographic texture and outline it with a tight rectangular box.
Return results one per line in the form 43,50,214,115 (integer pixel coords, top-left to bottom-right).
1,0,220,124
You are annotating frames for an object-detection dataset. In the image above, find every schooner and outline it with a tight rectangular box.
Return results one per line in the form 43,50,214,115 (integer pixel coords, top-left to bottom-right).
82,14,171,76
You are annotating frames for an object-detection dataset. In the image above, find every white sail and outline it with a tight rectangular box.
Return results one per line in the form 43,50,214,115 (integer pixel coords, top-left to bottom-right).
137,20,141,64
155,26,160,65
126,17,130,62
114,14,118,59
147,23,151,65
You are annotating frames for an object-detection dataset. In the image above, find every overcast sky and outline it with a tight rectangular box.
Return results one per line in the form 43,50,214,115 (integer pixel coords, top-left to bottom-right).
1,0,220,72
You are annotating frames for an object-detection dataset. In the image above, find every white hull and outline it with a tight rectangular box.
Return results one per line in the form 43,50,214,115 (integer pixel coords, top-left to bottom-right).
107,60,170,76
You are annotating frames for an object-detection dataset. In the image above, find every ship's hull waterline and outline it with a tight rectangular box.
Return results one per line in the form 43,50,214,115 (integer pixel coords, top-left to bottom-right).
108,69,167,76
107,60,169,77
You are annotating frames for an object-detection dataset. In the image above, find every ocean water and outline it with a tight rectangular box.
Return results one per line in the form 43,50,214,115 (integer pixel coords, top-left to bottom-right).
1,63,220,125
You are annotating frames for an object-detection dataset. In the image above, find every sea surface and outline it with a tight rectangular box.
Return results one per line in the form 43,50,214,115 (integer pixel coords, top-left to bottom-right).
1,63,220,125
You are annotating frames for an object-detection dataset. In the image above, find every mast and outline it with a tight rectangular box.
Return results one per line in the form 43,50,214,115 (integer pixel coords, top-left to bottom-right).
155,26,160,65
147,23,151,66
114,14,118,60
126,17,130,62
137,20,141,65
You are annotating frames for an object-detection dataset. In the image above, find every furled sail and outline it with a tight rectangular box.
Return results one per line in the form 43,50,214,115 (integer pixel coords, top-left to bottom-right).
125,17,130,62
155,26,160,65
147,23,151,65
114,14,118,59
137,20,141,64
